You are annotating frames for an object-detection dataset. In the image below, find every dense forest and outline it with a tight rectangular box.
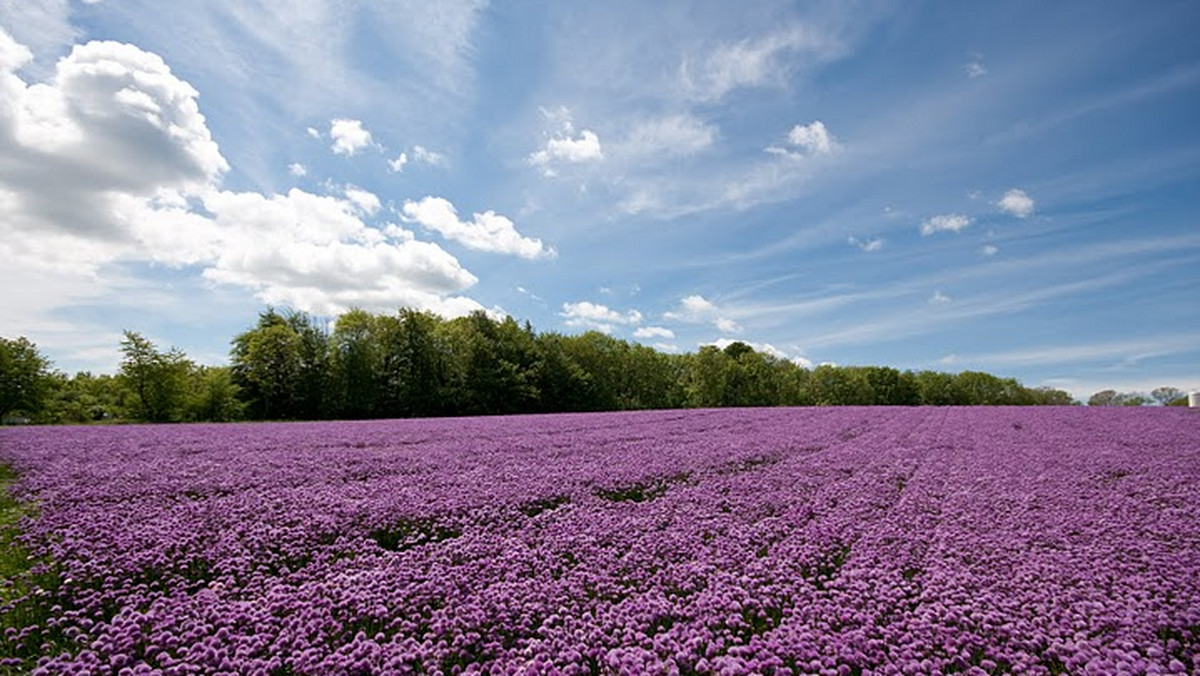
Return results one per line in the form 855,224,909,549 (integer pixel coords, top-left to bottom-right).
1,308,1187,424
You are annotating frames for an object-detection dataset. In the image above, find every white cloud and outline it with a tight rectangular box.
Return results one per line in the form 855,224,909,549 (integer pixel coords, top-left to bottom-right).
788,120,836,155
848,235,883,252
929,290,952,304
715,317,742,334
288,162,307,176
387,152,408,172
664,294,741,334
200,188,481,316
306,126,322,139
0,0,78,75
344,186,381,216
529,107,603,173
411,145,447,167
0,29,487,325
0,30,227,271
329,118,373,156
561,301,642,333
981,244,999,256
920,213,973,236
965,61,987,78
766,120,838,159
707,338,810,366
634,326,675,340
951,334,1200,370
998,188,1035,218
530,129,603,167
401,196,555,260
683,26,841,102
623,114,717,158
665,294,718,320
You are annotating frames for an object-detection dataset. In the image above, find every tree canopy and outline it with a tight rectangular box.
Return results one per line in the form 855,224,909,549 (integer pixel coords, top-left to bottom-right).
19,307,1190,425
0,336,53,420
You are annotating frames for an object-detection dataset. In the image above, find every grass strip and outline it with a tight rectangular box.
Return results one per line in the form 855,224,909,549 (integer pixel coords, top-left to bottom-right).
1,464,69,674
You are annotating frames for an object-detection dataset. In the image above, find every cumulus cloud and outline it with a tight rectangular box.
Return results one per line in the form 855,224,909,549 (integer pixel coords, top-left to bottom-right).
199,188,480,316
530,130,603,166
561,301,642,333
529,107,603,174
0,29,487,321
634,326,675,340
998,188,1035,218
329,118,373,155
401,196,555,260
665,294,718,320
664,294,741,334
387,152,408,172
0,30,226,264
920,213,973,236
343,186,381,216
288,162,307,176
765,120,838,159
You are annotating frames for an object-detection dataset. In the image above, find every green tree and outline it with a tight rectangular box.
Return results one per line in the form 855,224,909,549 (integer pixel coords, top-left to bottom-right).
285,311,331,420
776,361,813,406
38,372,131,424
807,365,873,406
439,312,541,415
330,309,382,419
187,366,243,422
0,336,54,421
376,309,452,417
861,366,920,406
560,331,628,411
1088,389,1120,406
952,371,1014,405
1151,387,1184,406
683,346,729,408
1028,386,1076,406
1118,393,1150,407
119,331,193,422
723,348,781,407
231,312,304,419
532,332,593,412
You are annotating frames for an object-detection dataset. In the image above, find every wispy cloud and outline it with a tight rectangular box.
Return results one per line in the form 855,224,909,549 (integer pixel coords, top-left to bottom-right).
949,334,1200,368
848,236,883,252
681,25,842,102
920,214,972,236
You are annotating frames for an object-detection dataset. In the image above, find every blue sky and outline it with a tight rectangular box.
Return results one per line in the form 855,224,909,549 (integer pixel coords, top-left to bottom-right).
1,0,1198,400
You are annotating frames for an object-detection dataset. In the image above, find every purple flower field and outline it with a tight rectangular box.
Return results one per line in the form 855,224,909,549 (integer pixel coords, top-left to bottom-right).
2,407,1199,675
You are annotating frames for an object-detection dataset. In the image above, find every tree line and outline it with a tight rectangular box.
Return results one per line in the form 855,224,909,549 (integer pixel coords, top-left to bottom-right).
5,307,1183,425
